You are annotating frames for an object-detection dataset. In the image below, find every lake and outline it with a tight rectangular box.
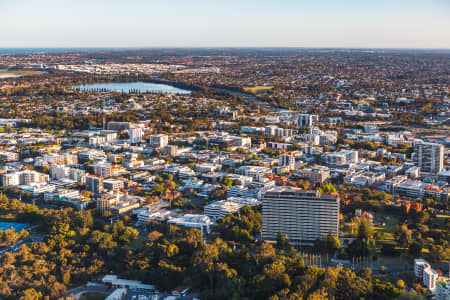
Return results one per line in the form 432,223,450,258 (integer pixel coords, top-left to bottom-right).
0,222,31,231
71,81,191,94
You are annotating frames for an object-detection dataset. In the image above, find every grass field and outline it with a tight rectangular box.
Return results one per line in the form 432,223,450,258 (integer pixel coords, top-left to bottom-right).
244,86,274,94
376,255,408,265
79,292,107,300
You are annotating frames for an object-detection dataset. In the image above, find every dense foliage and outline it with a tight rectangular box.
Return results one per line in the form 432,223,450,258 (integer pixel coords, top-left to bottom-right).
0,196,426,299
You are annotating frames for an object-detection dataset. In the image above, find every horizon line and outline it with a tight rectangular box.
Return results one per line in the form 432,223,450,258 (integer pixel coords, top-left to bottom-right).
1,46,450,51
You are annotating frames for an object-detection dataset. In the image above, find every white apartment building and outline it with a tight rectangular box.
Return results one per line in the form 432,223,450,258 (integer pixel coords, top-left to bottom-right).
237,165,272,180
265,125,292,138
166,145,179,156
86,175,104,194
78,149,106,162
303,134,320,145
50,165,87,183
149,134,168,148
69,168,87,184
279,154,296,170
195,163,222,174
44,188,80,202
424,267,438,293
262,187,339,245
1,170,49,187
299,166,330,183
204,196,261,221
92,163,113,178
167,214,214,234
100,130,118,142
20,183,56,195
297,114,318,127
204,200,243,221
50,164,70,180
394,180,449,202
35,153,77,166
414,259,438,293
103,178,125,191
414,142,444,175
97,191,140,216
0,151,19,162
129,127,144,143
321,150,358,168
226,186,261,199
234,136,252,148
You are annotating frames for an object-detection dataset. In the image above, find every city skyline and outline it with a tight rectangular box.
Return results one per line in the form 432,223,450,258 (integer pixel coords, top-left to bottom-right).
1,0,450,49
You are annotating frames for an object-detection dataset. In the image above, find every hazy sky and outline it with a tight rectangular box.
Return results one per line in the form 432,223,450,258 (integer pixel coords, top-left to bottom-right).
1,0,450,48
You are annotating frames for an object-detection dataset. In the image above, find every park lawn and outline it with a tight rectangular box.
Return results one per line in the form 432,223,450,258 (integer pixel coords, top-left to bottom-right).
244,86,274,94
382,215,400,234
373,214,400,245
376,255,409,265
80,292,108,300
436,214,450,218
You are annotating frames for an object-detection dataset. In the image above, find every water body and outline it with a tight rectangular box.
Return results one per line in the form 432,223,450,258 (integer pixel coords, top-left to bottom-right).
218,87,277,110
71,81,191,94
0,222,31,231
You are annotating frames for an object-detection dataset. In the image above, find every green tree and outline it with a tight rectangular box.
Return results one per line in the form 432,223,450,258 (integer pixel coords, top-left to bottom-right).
223,176,233,187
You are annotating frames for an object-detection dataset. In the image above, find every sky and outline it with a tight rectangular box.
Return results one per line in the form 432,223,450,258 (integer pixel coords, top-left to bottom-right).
1,0,450,49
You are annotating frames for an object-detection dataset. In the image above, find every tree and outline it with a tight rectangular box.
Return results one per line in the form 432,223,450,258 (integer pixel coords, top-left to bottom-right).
20,288,42,300
90,230,117,252
357,219,373,242
112,221,139,245
396,280,406,289
335,269,371,300
319,182,337,194
256,242,276,263
223,176,232,187
396,224,412,248
320,231,341,255
193,238,235,292
153,184,165,194
347,220,373,257
372,279,399,299
307,288,328,300
408,241,422,257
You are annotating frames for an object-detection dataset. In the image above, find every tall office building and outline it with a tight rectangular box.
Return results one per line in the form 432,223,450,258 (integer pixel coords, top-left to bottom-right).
149,134,169,148
297,114,318,127
86,175,104,194
262,187,339,245
129,127,143,144
166,145,179,157
279,154,295,169
414,142,444,175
